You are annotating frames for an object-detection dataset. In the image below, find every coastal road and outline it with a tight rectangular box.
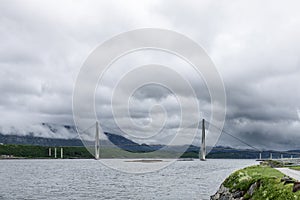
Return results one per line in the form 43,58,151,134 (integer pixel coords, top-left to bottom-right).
276,168,300,181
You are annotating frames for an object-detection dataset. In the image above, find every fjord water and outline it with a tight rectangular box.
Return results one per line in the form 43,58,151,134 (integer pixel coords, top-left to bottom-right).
0,159,257,200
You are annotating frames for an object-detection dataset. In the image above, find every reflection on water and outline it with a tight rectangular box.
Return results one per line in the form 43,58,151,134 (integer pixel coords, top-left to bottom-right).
0,159,257,200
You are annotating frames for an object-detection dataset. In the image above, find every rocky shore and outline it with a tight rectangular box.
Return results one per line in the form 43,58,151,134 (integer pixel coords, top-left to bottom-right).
210,181,259,200
210,164,300,200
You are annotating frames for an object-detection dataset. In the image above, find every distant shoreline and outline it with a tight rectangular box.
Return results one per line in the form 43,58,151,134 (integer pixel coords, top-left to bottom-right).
1,143,300,160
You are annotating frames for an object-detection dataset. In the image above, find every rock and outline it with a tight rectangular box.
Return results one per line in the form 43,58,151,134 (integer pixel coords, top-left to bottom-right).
210,184,241,200
211,193,220,200
219,185,228,193
284,180,295,185
281,176,294,185
247,181,260,196
293,182,300,192
232,191,244,198
219,193,232,200
211,184,230,200
211,181,261,199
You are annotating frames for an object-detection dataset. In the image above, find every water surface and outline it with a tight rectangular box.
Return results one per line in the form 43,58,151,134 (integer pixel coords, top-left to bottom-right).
0,159,257,200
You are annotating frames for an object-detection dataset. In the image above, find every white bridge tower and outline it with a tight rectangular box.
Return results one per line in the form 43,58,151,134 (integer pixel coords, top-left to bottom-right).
200,119,206,161
95,121,100,160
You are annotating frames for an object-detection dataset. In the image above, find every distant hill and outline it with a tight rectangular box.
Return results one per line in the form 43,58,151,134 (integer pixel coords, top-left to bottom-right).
104,132,159,152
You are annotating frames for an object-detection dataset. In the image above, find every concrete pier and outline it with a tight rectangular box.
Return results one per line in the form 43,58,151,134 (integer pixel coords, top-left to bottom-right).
60,148,63,159
54,148,57,159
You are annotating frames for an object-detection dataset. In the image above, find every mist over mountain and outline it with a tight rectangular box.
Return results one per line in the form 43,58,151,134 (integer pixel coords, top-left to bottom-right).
0,123,78,139
0,133,83,147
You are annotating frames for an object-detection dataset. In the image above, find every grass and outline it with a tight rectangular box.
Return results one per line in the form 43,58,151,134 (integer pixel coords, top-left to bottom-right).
289,166,300,171
223,165,300,200
0,144,93,159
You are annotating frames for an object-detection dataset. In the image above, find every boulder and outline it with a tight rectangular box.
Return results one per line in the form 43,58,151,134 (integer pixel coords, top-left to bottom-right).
293,182,300,192
281,176,294,185
210,184,243,200
232,190,244,198
247,181,260,196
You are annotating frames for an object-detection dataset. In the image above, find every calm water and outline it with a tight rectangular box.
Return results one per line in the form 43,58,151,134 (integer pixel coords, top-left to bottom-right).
0,159,257,200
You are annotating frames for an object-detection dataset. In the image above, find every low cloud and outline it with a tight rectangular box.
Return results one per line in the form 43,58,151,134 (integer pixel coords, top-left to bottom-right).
0,1,300,150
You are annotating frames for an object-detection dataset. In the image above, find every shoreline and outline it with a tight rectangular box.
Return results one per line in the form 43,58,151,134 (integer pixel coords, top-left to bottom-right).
211,162,300,200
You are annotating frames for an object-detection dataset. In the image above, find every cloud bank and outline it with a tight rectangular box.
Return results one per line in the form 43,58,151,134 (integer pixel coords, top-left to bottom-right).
0,0,299,150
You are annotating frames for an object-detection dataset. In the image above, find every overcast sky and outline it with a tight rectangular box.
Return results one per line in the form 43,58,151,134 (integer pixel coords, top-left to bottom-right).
0,0,300,150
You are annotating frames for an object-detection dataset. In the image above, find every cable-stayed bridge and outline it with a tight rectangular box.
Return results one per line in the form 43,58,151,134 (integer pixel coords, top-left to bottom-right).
78,119,300,162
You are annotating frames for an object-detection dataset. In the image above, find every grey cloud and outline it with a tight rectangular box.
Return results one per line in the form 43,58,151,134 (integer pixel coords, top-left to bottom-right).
0,1,300,150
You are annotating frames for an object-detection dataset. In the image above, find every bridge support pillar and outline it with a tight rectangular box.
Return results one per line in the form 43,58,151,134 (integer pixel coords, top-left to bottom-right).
54,147,57,159
200,119,206,161
95,121,100,160
259,152,262,160
61,148,63,159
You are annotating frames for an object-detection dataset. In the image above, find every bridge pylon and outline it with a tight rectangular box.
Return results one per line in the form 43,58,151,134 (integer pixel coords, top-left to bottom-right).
95,121,100,160
200,119,206,161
